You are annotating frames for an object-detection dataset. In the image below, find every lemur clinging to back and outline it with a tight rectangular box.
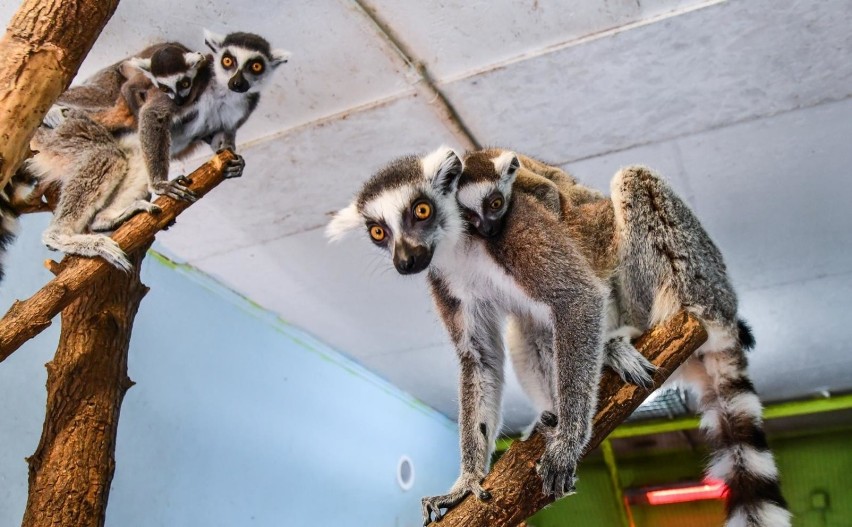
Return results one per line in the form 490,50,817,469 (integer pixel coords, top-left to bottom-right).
7,31,288,274
327,147,629,524
0,43,208,277
26,45,211,271
456,150,790,527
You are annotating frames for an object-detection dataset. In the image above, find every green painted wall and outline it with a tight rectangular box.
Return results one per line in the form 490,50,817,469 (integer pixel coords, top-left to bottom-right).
527,427,852,527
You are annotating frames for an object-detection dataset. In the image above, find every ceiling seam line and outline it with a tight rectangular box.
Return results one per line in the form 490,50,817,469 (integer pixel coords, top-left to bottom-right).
556,92,852,167
347,0,481,151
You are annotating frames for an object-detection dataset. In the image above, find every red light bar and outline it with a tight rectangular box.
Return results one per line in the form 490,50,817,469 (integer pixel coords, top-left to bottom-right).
645,479,727,505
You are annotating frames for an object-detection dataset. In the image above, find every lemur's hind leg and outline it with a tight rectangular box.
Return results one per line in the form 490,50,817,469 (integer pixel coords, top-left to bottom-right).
610,166,737,329
41,117,133,271
91,149,159,232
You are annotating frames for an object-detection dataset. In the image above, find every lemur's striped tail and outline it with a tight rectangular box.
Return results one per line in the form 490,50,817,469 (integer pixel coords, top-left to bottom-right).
697,343,790,527
0,184,20,284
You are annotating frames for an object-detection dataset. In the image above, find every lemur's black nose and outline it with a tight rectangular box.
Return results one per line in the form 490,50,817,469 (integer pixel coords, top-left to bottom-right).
396,256,416,273
394,242,431,275
228,72,250,93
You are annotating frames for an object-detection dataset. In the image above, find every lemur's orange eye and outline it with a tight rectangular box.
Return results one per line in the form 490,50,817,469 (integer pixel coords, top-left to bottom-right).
414,202,432,220
251,61,264,74
490,197,504,210
179,79,191,89
221,56,234,68
369,225,386,242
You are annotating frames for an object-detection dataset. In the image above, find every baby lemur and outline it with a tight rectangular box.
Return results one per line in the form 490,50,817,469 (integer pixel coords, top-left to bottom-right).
456,150,790,527
328,147,619,525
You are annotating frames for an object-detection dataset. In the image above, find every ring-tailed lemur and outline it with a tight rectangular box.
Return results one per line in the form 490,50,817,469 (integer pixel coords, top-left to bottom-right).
44,29,289,195
23,45,210,271
0,44,202,282
327,147,614,524
456,149,654,393
16,31,287,272
162,30,289,165
456,150,790,527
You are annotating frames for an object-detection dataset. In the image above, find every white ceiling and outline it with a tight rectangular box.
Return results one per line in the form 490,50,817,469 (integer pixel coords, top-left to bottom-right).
4,0,851,432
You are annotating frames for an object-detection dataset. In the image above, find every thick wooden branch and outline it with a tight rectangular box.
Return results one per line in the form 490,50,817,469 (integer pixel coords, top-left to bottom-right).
21,242,149,527
0,150,235,359
436,311,708,527
0,0,120,189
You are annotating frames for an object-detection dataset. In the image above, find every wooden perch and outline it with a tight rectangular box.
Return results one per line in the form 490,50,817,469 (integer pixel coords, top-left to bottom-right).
0,0,120,189
436,311,708,527
0,150,236,360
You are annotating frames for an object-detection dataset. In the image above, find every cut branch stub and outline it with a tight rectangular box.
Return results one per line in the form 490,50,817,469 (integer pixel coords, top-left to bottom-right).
0,150,235,360
433,311,708,527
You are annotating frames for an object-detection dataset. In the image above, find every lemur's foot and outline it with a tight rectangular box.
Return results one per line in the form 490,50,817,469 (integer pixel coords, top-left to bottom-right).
421,472,490,525
42,105,69,129
151,176,196,202
222,154,245,179
604,326,657,389
536,434,580,498
94,238,133,272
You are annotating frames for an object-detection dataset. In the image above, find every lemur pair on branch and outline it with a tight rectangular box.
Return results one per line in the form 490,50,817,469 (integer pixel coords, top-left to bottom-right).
328,148,790,527
0,30,288,280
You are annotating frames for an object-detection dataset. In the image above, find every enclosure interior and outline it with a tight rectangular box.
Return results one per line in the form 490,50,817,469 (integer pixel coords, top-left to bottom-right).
1,1,850,526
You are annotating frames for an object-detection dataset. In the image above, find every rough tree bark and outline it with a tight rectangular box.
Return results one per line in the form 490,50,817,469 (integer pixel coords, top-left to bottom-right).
20,241,149,527
0,150,235,359
434,311,708,527
0,0,120,189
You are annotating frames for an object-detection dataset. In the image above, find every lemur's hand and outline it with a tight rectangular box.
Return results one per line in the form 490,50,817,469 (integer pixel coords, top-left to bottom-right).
42,105,70,129
421,471,490,525
220,153,245,179
151,176,196,202
536,431,580,498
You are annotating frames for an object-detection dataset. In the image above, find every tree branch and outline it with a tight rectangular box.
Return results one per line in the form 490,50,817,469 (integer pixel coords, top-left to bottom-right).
0,150,236,359
0,0,121,189
435,311,708,527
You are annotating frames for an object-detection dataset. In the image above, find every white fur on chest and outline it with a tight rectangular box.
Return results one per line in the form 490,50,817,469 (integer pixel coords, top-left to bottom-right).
434,241,550,322
172,85,251,151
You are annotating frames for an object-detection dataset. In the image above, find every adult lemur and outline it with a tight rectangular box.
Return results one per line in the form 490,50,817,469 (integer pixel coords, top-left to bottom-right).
327,147,653,525
455,150,790,527
3,31,288,274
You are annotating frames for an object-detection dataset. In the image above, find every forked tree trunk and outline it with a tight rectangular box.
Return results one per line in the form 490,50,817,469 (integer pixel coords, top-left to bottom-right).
21,243,149,527
0,0,120,189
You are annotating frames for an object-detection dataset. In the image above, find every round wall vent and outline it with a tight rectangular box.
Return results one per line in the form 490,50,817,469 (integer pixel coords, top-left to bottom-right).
397,455,415,491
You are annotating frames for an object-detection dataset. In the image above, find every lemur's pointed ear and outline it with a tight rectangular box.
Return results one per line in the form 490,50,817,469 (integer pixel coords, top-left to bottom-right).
423,146,463,195
493,151,520,185
270,49,291,67
123,57,155,83
183,52,206,71
204,29,226,53
326,202,362,242
126,56,152,73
